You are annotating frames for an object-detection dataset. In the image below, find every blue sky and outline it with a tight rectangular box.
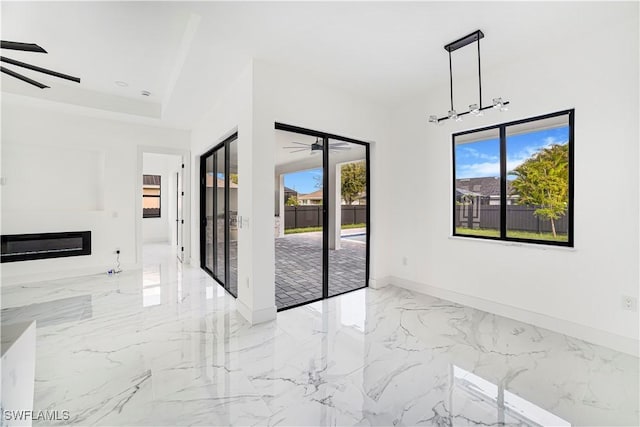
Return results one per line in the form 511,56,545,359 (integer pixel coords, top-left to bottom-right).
284,168,323,194
455,126,569,179
285,127,569,191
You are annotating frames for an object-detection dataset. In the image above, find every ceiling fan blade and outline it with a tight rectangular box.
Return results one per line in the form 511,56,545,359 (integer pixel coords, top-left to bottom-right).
329,142,349,147
1,40,47,53
288,148,309,153
1,56,80,83
329,146,351,150
289,141,311,146
1,66,49,89
282,146,309,149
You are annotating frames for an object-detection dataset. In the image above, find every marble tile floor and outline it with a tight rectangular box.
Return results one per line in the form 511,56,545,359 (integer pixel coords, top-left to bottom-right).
1,243,638,426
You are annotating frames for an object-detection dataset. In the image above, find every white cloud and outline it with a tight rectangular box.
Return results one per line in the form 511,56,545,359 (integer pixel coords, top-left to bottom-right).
457,161,500,179
457,135,568,179
460,147,498,161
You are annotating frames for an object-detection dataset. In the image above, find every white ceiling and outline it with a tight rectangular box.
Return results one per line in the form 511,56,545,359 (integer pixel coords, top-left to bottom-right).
0,2,624,129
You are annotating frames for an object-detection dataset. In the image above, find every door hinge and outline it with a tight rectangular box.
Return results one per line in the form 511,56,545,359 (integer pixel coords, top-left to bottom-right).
181,191,184,196
181,219,184,224
181,247,184,251
181,163,185,169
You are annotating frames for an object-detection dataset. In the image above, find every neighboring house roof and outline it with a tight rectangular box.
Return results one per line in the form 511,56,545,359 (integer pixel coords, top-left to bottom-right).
206,174,238,188
284,187,298,195
298,189,323,200
455,177,513,198
143,175,161,186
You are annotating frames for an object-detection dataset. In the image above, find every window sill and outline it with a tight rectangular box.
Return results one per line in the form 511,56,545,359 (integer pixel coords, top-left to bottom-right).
448,235,576,252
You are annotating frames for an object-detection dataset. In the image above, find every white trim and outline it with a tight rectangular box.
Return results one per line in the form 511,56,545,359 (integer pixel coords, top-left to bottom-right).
369,276,390,290
448,235,577,252
388,276,639,357
237,299,277,325
1,263,140,287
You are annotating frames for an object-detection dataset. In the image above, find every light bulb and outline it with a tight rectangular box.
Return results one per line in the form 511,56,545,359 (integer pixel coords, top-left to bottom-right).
469,104,480,115
448,109,458,120
429,115,438,124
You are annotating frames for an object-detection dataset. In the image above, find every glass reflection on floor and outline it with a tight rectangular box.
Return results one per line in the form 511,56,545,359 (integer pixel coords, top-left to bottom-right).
142,264,162,307
452,365,571,426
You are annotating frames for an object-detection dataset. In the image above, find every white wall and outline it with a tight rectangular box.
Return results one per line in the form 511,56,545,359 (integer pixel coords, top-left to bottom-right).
142,152,182,244
1,100,190,285
387,4,639,353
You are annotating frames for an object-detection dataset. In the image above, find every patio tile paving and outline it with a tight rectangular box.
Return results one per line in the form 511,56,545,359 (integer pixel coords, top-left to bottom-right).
275,231,367,310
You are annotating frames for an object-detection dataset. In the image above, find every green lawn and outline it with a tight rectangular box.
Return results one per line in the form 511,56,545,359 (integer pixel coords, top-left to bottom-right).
285,223,366,235
455,227,568,242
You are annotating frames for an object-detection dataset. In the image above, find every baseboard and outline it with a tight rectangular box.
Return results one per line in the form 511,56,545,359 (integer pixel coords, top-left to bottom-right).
388,276,639,357
369,276,390,290
1,263,141,287
237,299,277,325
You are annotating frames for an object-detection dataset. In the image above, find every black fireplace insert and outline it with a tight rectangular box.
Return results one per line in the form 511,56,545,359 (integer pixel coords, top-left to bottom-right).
1,231,91,263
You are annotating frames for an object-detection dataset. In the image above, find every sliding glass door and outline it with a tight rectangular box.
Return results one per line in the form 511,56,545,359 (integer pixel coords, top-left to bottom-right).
274,125,370,310
200,133,238,297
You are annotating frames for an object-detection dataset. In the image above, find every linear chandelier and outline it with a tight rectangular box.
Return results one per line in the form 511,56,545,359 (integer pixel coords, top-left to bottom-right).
429,30,509,124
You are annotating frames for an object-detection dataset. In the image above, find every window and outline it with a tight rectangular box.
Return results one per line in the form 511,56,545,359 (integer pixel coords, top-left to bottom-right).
143,175,161,218
453,110,574,246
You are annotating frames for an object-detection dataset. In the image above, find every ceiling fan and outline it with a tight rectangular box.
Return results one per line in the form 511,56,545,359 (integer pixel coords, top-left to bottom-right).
0,40,81,89
283,138,351,154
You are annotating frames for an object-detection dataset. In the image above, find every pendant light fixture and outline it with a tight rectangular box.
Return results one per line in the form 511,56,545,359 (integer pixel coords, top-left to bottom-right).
428,30,509,125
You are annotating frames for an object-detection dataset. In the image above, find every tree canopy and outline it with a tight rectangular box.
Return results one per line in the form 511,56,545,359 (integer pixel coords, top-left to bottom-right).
510,144,569,237
341,161,366,205
285,195,300,206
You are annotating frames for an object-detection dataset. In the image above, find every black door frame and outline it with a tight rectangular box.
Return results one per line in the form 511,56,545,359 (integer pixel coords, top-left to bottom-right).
274,122,371,310
199,132,238,297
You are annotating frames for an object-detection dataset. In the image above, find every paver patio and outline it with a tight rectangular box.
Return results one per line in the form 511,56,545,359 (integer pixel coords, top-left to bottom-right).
275,230,367,310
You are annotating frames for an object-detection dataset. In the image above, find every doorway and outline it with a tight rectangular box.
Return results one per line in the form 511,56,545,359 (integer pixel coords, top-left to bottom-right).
199,132,239,297
274,123,370,310
142,152,184,255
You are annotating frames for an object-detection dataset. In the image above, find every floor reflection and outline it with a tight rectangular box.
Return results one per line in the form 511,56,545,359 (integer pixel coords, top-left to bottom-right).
452,365,570,426
1,294,92,327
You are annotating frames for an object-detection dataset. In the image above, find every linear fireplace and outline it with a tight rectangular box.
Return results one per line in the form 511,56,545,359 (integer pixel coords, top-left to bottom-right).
1,231,91,263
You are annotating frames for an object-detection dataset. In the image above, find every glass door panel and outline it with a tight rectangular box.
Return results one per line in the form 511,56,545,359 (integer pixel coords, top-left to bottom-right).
214,146,226,285
228,139,238,296
328,140,368,297
275,130,324,310
204,154,214,273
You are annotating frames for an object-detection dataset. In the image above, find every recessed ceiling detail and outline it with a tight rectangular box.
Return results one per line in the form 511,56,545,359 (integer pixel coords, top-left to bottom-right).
0,40,81,89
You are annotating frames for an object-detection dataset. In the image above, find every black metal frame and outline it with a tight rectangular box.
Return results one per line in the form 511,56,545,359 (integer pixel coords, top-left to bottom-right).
199,132,238,298
1,231,91,263
142,175,161,218
432,29,510,123
451,109,575,247
275,122,371,311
